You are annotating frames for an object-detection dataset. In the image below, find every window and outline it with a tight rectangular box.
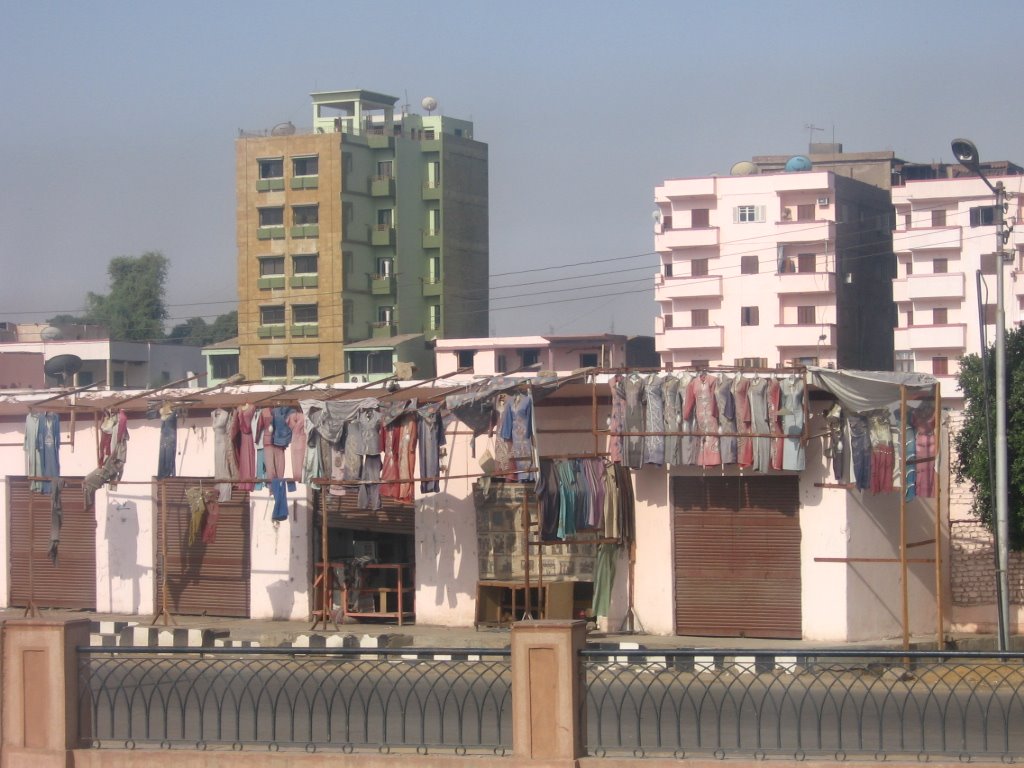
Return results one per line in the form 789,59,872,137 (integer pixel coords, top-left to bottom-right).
258,158,283,179
741,255,759,274
735,357,767,368
377,208,393,228
741,306,759,326
292,155,318,177
457,350,476,370
895,350,914,373
691,258,709,277
429,304,441,330
293,304,318,324
261,358,287,379
797,203,815,222
933,258,948,274
691,208,710,228
904,213,912,229
293,357,320,377
376,257,394,277
905,259,913,276
211,354,239,380
981,252,999,275
293,205,318,225
663,262,673,278
663,313,673,329
932,356,949,376
691,359,710,368
931,209,947,227
496,354,507,373
662,214,673,229
377,306,395,325
797,253,816,273
428,256,441,283
377,160,393,178
932,307,947,324
983,303,997,324
735,205,765,223
579,352,599,368
293,254,318,274
260,306,284,325
260,257,284,276
691,308,709,327
428,208,441,235
521,349,541,367
258,207,284,227
905,308,914,326
796,306,815,325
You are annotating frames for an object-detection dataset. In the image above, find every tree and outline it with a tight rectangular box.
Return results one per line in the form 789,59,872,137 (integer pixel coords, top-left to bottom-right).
167,311,237,347
86,252,168,341
953,324,1024,550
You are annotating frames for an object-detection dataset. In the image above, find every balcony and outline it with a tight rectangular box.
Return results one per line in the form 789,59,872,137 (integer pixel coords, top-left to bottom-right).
772,323,836,348
256,324,286,339
893,227,961,252
891,272,965,302
290,274,318,289
290,176,319,190
291,323,319,338
422,181,441,200
655,325,724,353
371,176,395,197
257,226,285,241
894,323,967,351
776,220,835,244
257,276,285,290
655,274,723,300
372,226,395,247
776,272,836,295
420,137,441,152
372,322,397,339
423,278,443,297
422,230,442,249
656,227,719,251
290,224,319,239
367,134,393,150
256,178,285,192
371,275,395,295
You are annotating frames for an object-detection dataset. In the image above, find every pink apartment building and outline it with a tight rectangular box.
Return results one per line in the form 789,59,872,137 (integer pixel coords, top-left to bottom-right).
891,174,1024,395
653,170,895,371
434,334,657,376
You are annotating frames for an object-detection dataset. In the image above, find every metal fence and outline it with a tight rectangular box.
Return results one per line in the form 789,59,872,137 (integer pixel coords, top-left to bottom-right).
583,648,1024,761
79,646,512,755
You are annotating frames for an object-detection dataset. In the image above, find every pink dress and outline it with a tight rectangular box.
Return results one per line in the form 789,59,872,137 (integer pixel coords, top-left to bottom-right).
733,377,754,468
286,410,306,482
234,404,257,489
683,373,721,466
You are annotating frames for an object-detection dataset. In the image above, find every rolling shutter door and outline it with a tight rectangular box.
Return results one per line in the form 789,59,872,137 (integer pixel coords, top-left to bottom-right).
673,475,801,639
154,477,251,618
8,476,96,610
323,493,414,535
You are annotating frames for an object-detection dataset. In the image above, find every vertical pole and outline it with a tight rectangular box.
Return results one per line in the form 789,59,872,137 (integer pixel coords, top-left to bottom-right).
899,385,909,650
935,381,944,648
522,492,532,619
994,181,1011,651
592,372,599,457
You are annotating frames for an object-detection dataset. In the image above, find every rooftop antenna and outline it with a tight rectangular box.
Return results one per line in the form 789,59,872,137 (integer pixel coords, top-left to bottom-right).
402,89,410,118
804,123,824,152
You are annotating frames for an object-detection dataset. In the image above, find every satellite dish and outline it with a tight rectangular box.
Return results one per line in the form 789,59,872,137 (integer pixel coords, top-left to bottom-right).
271,121,296,136
730,161,757,176
40,325,63,341
421,96,438,114
44,354,82,384
784,155,813,172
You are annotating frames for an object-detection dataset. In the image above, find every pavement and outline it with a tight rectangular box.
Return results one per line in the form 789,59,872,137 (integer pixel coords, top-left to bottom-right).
3,606,1018,653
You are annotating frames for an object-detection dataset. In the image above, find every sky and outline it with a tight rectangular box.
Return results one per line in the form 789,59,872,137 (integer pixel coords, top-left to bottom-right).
2,0,1022,339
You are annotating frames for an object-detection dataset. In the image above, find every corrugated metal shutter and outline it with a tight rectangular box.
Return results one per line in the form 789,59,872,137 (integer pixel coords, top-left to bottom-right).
8,476,96,610
154,477,251,618
673,475,801,639
323,492,414,535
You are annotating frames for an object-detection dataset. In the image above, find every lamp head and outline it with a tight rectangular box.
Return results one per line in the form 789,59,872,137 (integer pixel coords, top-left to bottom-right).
951,138,981,169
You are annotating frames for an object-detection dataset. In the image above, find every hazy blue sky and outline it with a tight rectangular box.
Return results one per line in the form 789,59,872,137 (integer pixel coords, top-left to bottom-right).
2,1,1021,337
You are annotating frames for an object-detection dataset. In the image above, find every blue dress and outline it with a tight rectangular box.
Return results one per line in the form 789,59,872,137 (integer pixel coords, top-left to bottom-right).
36,412,61,493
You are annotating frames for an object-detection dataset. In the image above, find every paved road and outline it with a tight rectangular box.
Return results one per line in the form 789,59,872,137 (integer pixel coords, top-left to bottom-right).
81,651,1024,758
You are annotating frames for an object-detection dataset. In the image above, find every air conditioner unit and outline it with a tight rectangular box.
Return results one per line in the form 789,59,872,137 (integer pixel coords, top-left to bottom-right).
817,197,830,206
349,374,367,383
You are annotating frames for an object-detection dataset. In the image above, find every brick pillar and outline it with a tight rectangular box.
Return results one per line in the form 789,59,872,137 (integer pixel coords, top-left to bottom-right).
511,619,587,765
1,619,90,768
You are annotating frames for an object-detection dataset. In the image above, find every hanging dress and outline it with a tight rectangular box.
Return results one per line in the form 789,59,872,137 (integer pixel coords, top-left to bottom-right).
748,378,771,473
715,375,737,465
662,374,683,466
683,372,720,466
733,376,754,468
622,374,645,470
780,376,806,471
642,374,664,466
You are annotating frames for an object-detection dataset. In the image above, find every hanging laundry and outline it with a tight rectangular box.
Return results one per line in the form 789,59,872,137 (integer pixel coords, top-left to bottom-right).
868,410,894,494
767,377,784,471
622,373,645,469
912,403,937,498
780,376,806,471
48,478,64,564
608,375,627,464
234,403,257,491
286,408,306,483
684,371,721,467
270,479,290,521
499,392,536,481
848,413,871,491
418,402,445,493
24,413,42,492
823,403,845,482
157,403,177,479
36,411,61,493
211,408,238,502
662,374,683,466
716,374,738,465
642,374,665,466
747,377,771,472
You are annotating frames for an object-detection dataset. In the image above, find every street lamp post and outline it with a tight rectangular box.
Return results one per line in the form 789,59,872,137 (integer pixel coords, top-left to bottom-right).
951,138,1011,651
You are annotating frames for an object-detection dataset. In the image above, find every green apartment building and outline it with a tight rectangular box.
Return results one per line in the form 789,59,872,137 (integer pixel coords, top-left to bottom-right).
235,89,488,382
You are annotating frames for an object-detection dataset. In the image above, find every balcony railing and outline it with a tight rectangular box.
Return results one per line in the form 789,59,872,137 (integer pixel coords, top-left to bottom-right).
892,272,966,302
655,227,719,251
655,274,723,300
893,226,962,251
775,271,836,295
895,323,967,351
655,325,724,352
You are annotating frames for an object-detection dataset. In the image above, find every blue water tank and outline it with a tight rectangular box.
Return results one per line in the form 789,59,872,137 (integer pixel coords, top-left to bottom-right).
784,155,813,172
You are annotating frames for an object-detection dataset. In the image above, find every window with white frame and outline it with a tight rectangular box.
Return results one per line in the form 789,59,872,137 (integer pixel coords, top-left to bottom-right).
895,350,914,373
734,205,766,223
428,304,441,330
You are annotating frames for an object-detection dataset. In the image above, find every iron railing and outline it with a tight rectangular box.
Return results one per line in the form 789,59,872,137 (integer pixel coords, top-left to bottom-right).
79,646,512,755
583,648,1024,760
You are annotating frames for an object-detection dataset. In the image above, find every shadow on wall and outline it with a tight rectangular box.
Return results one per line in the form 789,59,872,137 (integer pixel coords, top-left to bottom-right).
105,498,142,613
416,490,470,609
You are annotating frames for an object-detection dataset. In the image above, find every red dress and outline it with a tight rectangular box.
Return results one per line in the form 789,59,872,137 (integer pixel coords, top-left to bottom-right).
683,373,721,466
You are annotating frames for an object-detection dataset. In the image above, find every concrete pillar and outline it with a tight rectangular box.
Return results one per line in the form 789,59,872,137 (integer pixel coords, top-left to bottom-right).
1,619,90,768
511,619,587,765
